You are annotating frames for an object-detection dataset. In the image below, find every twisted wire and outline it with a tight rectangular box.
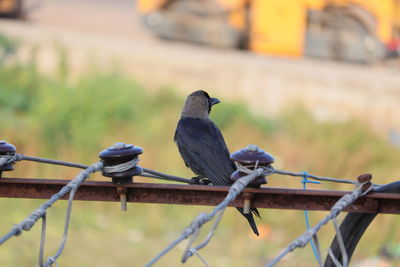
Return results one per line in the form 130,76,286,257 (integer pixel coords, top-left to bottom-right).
103,158,139,174
18,154,90,169
141,168,194,184
330,217,348,267
0,161,103,267
265,182,369,267
273,169,357,185
146,167,266,266
3,153,362,187
0,156,9,167
1,148,380,267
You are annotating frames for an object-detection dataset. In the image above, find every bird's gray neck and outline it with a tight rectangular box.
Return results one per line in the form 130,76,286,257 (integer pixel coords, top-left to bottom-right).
181,110,209,119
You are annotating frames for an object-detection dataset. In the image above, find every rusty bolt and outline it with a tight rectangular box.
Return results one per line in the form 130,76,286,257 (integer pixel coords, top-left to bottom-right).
242,192,254,214
357,173,373,192
117,187,128,212
99,142,143,211
357,173,372,183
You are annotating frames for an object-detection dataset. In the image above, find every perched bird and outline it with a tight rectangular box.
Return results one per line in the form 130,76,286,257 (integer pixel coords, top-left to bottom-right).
174,90,260,236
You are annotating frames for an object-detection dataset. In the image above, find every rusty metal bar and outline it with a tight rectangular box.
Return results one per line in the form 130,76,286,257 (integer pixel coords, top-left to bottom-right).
0,178,400,214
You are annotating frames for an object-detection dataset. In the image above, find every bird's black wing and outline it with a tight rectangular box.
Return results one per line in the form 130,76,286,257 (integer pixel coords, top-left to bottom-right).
174,117,235,185
175,117,260,236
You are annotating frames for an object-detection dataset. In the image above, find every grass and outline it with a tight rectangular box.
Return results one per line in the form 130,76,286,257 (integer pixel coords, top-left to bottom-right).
1,35,400,266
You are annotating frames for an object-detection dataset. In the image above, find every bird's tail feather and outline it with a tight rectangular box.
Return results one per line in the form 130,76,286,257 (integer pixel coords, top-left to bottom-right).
236,207,260,236
252,208,261,219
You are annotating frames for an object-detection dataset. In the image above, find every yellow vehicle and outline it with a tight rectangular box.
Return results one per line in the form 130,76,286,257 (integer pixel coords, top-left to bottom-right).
137,0,400,63
0,0,22,18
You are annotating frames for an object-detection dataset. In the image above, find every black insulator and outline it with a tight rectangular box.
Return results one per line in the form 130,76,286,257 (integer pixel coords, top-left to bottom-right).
99,142,143,184
230,145,274,188
0,140,16,173
230,144,274,166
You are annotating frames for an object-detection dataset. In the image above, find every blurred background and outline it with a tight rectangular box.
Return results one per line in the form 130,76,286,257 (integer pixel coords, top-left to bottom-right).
1,0,400,266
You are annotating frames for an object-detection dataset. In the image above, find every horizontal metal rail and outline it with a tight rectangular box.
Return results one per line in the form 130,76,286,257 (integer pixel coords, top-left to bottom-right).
1,178,400,214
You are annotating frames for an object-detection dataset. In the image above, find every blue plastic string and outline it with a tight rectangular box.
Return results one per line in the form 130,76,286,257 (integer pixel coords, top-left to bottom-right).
302,171,322,264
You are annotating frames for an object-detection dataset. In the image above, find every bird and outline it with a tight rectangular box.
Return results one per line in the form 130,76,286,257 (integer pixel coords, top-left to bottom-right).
174,90,260,236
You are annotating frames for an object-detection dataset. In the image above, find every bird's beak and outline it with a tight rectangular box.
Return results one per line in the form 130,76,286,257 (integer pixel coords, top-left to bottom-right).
210,97,220,106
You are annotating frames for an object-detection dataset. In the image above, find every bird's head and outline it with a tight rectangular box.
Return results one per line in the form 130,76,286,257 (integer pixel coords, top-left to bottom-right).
181,90,220,119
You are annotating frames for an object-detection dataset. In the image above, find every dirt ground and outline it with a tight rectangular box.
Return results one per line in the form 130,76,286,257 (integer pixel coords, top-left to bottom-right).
1,0,400,137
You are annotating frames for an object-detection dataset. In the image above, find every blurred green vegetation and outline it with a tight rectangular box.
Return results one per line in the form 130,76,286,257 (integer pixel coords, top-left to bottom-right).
1,35,400,267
